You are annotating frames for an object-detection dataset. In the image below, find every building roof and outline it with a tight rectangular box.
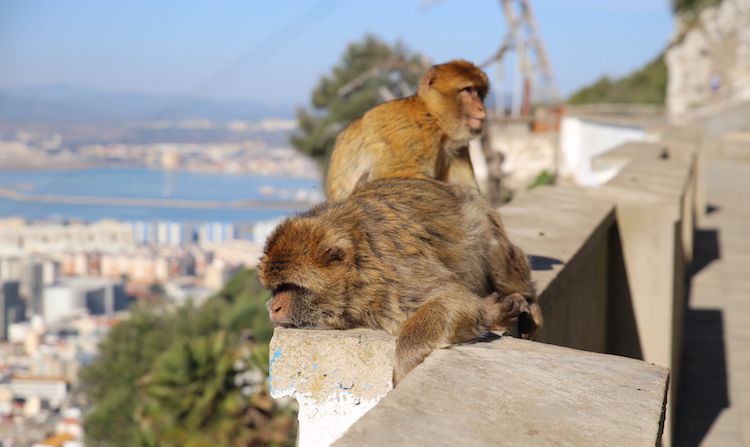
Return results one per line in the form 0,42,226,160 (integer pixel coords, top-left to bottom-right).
38,433,76,447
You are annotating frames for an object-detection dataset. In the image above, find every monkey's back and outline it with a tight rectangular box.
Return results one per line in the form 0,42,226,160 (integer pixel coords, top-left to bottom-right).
326,95,444,200
325,178,495,296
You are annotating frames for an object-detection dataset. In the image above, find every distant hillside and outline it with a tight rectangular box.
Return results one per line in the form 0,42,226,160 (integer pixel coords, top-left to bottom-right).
565,1,723,107
567,53,667,105
0,85,295,122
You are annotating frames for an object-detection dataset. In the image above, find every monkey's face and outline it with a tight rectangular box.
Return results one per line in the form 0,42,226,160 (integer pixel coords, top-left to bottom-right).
456,84,487,135
422,60,489,140
265,284,332,329
259,218,354,330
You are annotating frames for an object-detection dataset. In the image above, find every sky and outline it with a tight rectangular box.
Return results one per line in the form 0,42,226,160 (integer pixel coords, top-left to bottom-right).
0,0,674,112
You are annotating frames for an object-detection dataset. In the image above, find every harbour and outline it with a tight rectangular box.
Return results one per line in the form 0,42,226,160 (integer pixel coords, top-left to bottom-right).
0,168,323,223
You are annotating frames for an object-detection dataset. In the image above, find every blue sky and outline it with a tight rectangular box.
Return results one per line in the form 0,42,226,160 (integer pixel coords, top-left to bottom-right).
0,0,673,110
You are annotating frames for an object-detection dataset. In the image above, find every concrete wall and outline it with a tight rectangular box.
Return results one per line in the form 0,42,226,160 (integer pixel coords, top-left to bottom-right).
268,130,700,446
558,116,649,186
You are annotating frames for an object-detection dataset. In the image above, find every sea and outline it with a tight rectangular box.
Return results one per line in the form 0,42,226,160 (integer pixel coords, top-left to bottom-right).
0,168,324,224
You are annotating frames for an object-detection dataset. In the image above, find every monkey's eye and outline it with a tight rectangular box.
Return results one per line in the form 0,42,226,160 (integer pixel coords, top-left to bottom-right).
460,86,475,94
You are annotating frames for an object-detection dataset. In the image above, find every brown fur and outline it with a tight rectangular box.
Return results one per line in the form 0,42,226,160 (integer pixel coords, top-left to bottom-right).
259,178,539,384
325,60,489,201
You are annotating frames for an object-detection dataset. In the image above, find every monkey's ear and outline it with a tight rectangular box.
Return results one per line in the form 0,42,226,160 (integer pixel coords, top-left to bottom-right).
421,67,438,91
321,246,346,264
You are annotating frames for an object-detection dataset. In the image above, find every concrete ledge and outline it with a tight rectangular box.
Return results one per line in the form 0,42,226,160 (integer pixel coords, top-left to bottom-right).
270,329,670,447
717,131,750,162
269,328,395,447
592,141,668,173
335,336,669,447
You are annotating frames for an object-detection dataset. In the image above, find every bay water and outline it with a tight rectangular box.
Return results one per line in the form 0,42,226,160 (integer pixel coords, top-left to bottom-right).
0,168,323,223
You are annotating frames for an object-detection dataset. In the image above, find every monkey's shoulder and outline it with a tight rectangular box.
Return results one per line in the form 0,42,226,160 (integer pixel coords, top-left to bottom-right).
353,177,453,199
362,95,437,130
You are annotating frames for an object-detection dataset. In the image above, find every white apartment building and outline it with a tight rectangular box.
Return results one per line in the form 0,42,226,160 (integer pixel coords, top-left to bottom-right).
10,377,67,409
0,219,133,253
43,278,124,324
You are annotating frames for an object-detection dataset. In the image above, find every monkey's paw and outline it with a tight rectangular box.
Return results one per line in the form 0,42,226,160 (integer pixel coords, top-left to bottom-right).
483,292,541,339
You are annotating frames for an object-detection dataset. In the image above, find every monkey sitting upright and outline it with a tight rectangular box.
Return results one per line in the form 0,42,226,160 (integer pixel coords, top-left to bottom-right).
259,178,540,384
325,59,489,201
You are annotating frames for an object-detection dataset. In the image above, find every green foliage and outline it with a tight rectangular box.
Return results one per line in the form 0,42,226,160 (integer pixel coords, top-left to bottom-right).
80,306,174,446
290,34,429,167
567,53,667,105
137,332,271,447
148,282,165,296
81,269,294,447
527,170,556,190
672,0,722,15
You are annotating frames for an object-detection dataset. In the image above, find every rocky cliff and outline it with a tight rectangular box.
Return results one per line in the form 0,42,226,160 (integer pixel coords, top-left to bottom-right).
666,0,750,124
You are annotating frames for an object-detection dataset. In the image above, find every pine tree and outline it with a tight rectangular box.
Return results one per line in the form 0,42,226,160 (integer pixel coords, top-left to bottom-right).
290,34,429,168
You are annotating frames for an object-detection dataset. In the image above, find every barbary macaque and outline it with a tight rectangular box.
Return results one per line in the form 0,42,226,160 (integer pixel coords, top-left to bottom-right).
259,178,540,384
325,59,489,201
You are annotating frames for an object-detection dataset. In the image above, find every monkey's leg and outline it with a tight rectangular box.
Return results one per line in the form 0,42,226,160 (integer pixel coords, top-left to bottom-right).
486,233,543,339
394,285,487,385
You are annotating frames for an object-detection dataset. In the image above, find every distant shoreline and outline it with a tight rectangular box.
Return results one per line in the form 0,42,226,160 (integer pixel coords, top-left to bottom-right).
0,187,312,211
0,162,321,180
0,161,100,171
0,167,322,222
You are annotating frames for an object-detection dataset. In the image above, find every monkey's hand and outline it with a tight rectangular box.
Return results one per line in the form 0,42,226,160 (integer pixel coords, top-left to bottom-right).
484,292,542,339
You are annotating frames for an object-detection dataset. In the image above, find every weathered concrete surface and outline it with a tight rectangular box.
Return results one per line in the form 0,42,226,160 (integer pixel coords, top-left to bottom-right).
717,131,750,162
597,157,694,447
483,123,558,193
500,185,614,353
269,328,395,447
334,337,669,447
592,141,667,174
675,159,750,446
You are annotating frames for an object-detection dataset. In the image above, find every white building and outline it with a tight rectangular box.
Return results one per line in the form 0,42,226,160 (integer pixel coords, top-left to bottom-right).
198,222,236,245
156,221,183,246
43,278,124,324
0,219,133,253
558,116,649,186
10,377,67,409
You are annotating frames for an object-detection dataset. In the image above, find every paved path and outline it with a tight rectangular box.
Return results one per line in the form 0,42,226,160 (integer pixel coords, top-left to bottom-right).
676,159,750,446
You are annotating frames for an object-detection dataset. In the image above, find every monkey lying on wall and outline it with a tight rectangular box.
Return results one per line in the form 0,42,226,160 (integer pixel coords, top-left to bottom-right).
326,59,489,201
259,178,541,384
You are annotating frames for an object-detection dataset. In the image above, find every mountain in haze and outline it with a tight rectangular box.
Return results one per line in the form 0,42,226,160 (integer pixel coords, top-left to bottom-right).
0,85,296,122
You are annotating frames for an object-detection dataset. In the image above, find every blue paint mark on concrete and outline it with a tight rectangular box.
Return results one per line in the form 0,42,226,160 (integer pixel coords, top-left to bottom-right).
313,363,319,369
268,347,284,394
269,347,283,373
335,384,353,394
270,381,296,396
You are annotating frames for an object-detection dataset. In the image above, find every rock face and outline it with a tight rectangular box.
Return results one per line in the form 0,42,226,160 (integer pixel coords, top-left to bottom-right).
666,0,750,124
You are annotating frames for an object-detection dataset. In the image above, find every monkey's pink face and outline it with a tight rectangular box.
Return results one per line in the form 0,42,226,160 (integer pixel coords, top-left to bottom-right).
264,284,323,328
259,263,351,330
457,85,486,134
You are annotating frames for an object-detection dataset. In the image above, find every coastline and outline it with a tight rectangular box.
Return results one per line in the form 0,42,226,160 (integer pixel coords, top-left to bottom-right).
0,187,313,210
0,167,323,223
0,162,321,179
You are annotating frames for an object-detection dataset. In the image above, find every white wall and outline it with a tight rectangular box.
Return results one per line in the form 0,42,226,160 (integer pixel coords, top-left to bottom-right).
43,286,79,324
559,117,646,186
